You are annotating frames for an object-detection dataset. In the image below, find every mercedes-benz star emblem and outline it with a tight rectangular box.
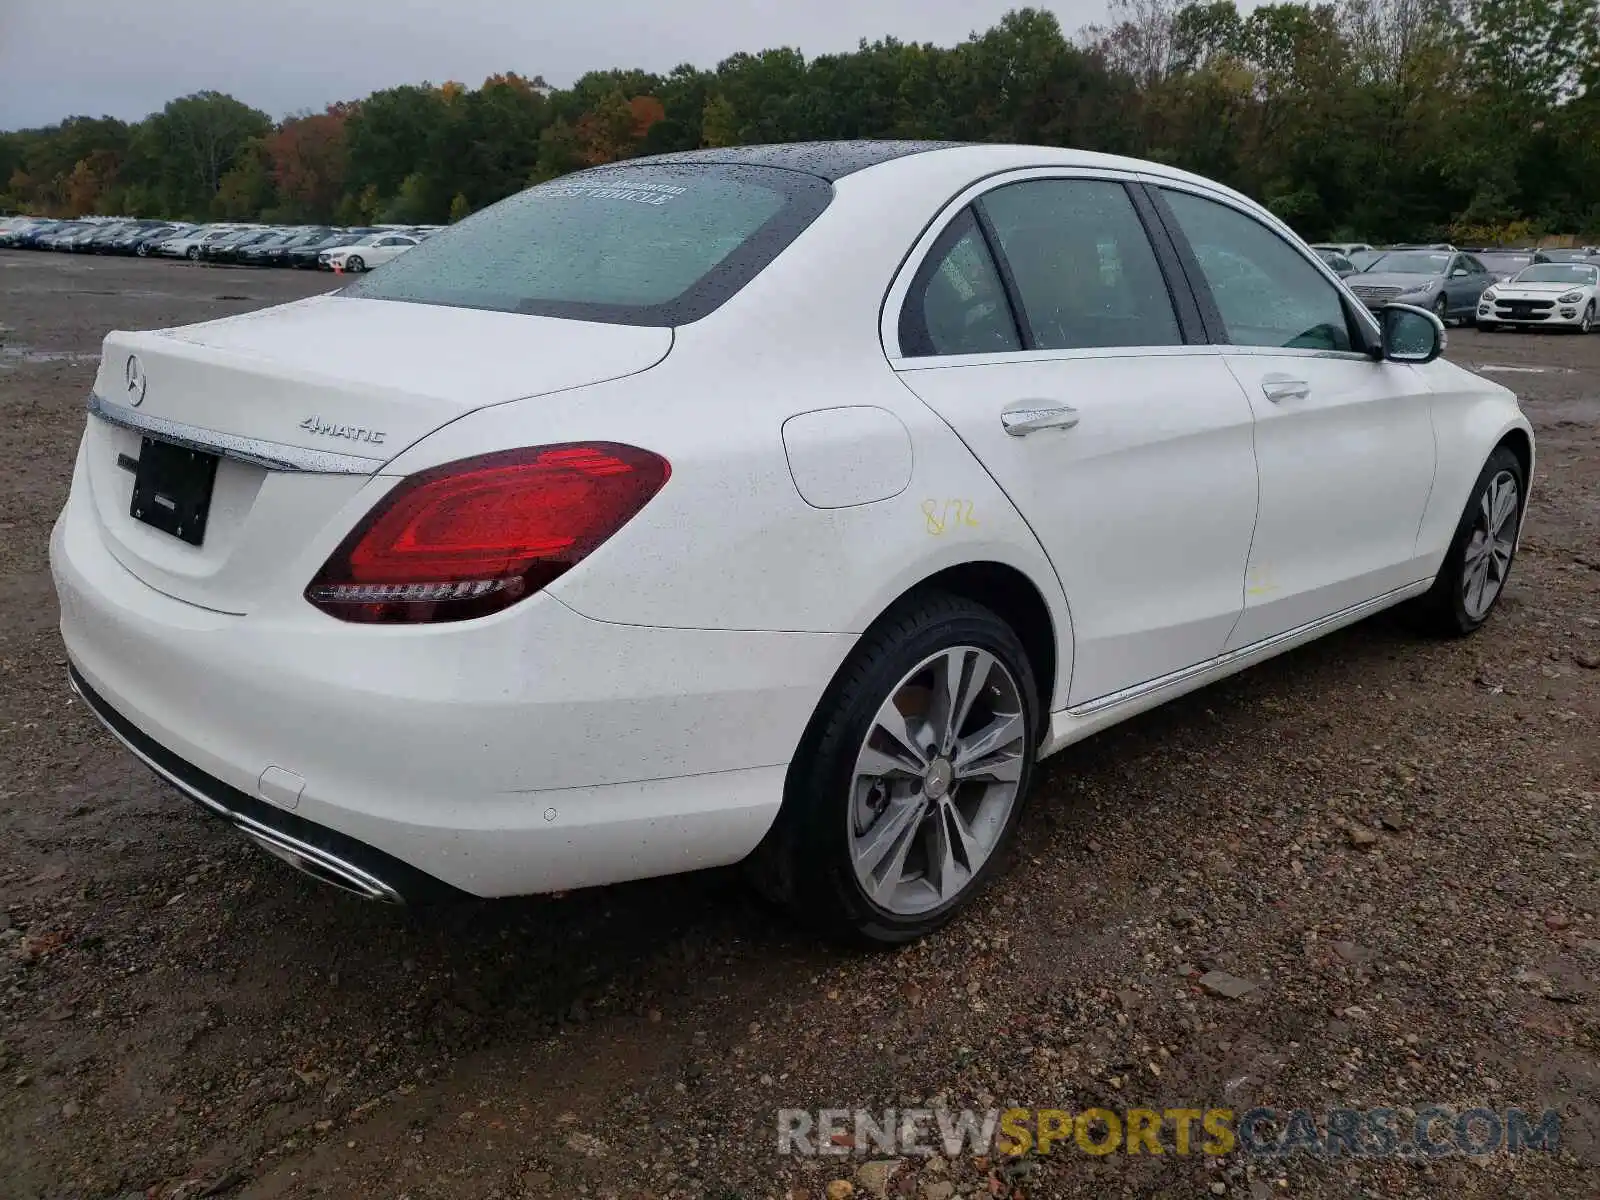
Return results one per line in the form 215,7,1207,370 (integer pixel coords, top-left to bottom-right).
125,355,146,407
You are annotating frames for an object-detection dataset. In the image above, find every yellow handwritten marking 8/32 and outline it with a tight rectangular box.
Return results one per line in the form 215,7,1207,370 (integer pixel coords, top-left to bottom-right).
922,499,978,535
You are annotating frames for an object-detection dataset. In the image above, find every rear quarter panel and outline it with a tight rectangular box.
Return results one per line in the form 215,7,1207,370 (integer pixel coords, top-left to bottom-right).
380,349,1070,648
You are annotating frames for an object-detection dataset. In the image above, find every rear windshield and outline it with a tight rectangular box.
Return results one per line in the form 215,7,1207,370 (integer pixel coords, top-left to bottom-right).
345,163,832,325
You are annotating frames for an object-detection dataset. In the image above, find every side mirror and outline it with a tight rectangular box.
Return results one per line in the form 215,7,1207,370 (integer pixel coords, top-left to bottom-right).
1380,303,1445,364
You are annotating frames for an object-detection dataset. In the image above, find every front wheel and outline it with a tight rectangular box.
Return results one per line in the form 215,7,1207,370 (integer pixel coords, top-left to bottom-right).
186,246,199,260
750,593,1040,945
1432,294,1450,325
345,255,365,273
1581,303,1594,334
1410,446,1525,636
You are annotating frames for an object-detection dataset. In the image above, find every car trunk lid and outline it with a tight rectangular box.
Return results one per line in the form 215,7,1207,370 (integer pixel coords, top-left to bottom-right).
83,294,672,614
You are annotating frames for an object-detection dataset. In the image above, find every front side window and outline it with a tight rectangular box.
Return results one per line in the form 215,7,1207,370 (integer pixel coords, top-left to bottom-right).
347,163,831,325
978,179,1181,350
898,209,1022,357
1163,189,1353,352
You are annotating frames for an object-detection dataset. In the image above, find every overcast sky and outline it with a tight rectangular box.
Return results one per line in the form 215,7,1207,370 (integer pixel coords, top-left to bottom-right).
0,0,1128,131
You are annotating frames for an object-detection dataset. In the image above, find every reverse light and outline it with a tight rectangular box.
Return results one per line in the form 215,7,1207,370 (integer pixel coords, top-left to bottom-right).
306,443,670,624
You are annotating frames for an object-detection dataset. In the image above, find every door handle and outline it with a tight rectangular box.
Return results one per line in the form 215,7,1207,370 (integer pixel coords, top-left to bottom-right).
1260,375,1310,403
1000,401,1079,436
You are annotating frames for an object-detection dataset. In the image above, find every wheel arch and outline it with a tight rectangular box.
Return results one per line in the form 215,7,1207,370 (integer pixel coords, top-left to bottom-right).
900,561,1060,721
804,558,1065,743
751,557,1064,919
1496,426,1533,488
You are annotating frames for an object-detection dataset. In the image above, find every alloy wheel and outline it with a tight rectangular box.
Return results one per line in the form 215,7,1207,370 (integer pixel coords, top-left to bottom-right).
848,645,1027,916
1461,470,1519,621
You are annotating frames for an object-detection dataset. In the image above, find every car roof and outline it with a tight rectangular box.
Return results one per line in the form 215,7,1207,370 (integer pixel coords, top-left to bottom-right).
615,141,1273,222
630,140,962,180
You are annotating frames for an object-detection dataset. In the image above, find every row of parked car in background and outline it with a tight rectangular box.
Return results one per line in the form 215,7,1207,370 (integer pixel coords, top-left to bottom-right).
2,215,1596,330
1311,241,1600,333
0,215,441,272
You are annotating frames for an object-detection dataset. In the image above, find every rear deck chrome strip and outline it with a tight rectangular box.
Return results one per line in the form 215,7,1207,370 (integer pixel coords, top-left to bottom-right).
87,392,384,475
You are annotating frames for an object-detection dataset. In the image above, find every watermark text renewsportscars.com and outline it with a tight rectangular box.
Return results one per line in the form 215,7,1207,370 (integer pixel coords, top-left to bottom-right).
778,1106,1561,1159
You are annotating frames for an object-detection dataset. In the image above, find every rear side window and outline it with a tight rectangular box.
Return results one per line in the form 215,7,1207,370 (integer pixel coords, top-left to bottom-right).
899,209,1022,357
978,179,1182,350
346,163,831,326
1162,189,1353,352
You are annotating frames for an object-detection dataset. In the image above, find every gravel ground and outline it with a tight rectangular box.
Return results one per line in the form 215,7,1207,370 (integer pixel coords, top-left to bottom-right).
0,251,1597,1200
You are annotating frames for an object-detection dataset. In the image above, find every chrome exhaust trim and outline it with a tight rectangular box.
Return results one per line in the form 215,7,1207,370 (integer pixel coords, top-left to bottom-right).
235,824,401,902
67,667,430,904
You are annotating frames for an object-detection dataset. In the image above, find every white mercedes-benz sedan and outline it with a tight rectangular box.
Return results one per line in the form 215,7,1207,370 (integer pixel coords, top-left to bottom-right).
52,142,1534,944
319,232,421,273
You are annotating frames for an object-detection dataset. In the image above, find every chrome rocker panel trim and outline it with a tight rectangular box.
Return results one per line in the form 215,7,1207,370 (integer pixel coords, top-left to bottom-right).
1068,581,1430,717
1039,580,1434,758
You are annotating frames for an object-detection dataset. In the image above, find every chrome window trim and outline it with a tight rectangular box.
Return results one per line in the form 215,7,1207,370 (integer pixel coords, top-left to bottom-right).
87,392,384,475
894,343,1223,372
1212,344,1379,364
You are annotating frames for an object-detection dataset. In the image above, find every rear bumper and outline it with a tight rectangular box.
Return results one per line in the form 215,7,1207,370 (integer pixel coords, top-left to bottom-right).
69,666,459,902
51,481,851,898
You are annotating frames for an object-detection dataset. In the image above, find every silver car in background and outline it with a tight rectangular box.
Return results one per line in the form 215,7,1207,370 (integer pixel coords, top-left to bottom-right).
1347,250,1495,325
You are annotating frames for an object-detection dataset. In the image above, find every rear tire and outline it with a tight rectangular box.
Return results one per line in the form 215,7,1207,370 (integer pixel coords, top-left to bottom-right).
748,592,1040,946
1409,446,1525,637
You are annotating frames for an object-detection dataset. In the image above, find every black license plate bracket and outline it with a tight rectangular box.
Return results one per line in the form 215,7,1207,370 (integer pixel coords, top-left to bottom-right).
130,437,219,546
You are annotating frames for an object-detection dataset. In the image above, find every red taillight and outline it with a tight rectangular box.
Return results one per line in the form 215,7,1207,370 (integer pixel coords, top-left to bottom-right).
306,443,670,624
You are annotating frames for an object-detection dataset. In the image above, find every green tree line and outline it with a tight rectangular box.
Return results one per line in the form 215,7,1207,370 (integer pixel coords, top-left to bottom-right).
3,0,1597,242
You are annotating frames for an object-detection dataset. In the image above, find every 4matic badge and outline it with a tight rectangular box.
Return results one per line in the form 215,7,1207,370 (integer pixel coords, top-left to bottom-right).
298,415,387,446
